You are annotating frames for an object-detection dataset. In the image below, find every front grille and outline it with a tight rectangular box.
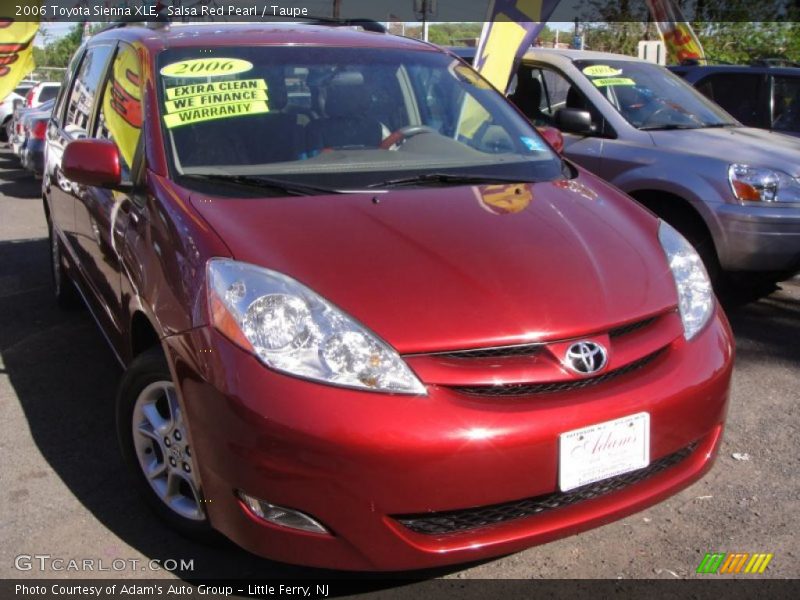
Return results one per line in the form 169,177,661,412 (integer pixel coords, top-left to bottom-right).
424,315,660,361
434,343,543,360
395,442,697,536
451,348,666,397
609,316,658,338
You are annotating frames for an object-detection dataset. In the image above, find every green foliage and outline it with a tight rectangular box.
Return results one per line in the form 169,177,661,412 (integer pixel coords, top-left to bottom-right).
399,22,556,48
33,23,84,69
578,21,800,65
695,23,800,65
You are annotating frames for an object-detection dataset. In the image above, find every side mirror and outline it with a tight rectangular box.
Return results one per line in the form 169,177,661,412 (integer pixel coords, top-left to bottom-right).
62,138,121,188
554,108,596,135
536,125,564,154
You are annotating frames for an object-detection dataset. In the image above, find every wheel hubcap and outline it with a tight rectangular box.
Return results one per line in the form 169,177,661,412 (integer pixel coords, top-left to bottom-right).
132,381,204,521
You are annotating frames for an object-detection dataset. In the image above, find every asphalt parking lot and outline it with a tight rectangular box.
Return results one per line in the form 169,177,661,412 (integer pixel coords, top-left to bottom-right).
0,146,798,584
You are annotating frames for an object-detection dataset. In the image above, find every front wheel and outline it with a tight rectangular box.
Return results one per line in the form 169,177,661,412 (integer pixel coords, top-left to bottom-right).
116,347,215,540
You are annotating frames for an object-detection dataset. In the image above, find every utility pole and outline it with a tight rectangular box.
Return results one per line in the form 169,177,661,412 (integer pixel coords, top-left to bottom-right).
332,0,341,19
422,0,429,42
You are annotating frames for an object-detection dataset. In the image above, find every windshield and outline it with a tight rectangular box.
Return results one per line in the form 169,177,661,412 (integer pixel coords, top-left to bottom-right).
156,47,564,190
574,60,738,130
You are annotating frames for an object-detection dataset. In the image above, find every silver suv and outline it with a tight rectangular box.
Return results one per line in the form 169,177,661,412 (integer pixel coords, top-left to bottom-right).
501,48,800,283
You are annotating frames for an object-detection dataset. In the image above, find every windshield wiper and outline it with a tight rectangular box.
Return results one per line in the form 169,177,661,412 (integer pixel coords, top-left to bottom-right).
639,124,701,131
701,123,739,128
366,172,536,189
183,174,341,196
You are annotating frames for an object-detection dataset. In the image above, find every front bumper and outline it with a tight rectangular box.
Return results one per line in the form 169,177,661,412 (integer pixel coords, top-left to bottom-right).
163,310,733,571
715,203,800,273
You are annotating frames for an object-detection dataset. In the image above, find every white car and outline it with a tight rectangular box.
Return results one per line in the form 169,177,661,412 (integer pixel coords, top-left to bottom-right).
1,80,37,142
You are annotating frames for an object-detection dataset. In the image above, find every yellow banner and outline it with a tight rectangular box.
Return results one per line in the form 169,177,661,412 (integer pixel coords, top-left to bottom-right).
645,0,706,64
0,19,39,101
102,43,142,169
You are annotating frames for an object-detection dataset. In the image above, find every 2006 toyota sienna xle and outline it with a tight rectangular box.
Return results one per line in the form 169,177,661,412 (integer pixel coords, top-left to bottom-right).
44,21,733,570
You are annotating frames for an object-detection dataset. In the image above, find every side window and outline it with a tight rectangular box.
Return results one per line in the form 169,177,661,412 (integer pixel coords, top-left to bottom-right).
524,66,607,135
696,73,764,126
508,66,552,124
96,42,143,174
540,69,571,114
63,44,114,139
772,75,800,132
53,47,86,124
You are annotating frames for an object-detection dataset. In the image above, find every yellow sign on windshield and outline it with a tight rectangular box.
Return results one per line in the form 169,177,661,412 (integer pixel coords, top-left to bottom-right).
162,78,270,129
163,102,269,128
582,65,623,77
160,58,254,78
591,77,636,87
165,78,267,100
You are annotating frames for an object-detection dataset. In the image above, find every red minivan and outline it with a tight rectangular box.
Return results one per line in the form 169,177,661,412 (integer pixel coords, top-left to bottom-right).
43,21,733,571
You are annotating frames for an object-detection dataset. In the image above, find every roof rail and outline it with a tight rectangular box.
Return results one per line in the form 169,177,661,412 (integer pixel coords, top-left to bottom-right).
93,17,386,35
289,17,387,34
93,17,169,35
750,58,800,68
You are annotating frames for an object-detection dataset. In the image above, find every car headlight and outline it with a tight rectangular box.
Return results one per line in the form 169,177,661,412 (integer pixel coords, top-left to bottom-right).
658,221,714,340
206,258,426,395
728,164,800,204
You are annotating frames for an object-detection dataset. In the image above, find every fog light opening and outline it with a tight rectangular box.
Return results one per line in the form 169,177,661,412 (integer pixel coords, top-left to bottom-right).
237,491,330,535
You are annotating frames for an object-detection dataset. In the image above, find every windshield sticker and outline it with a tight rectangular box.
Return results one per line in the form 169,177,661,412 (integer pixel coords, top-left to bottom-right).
520,136,546,152
163,101,269,128
160,58,254,78
591,77,636,88
165,89,268,113
163,78,270,129
165,78,267,100
582,65,623,77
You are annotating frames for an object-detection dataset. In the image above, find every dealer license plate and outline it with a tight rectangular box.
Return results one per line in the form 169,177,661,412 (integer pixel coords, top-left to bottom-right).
559,412,650,492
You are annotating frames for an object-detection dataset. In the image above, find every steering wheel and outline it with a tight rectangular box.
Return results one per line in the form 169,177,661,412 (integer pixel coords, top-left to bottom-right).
639,105,674,127
380,125,438,150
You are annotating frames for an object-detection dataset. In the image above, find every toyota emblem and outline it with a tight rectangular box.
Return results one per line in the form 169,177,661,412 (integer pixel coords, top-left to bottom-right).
564,341,608,375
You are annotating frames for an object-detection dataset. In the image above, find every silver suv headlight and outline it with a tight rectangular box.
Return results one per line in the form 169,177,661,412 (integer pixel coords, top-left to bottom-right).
658,221,714,340
728,164,800,204
206,259,426,395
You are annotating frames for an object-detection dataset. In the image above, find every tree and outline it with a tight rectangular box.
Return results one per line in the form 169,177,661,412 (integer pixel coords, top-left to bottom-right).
33,23,84,69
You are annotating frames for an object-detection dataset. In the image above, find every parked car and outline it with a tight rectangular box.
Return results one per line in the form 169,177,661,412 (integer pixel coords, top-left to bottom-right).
0,79,37,142
10,98,55,158
452,47,800,284
670,63,800,137
46,22,733,571
20,112,52,177
22,81,61,109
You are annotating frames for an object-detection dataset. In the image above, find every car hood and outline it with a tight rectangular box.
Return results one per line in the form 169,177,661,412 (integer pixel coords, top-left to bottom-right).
649,126,800,177
189,175,678,353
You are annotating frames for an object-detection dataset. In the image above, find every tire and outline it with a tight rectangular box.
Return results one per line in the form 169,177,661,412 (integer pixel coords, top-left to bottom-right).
116,346,216,541
49,223,81,309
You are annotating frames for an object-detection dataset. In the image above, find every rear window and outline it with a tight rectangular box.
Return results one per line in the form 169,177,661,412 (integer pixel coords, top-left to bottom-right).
38,85,60,103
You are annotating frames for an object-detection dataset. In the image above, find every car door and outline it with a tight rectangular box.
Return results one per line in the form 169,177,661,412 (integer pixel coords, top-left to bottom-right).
516,64,608,173
51,43,118,324
45,47,85,247
72,41,144,349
